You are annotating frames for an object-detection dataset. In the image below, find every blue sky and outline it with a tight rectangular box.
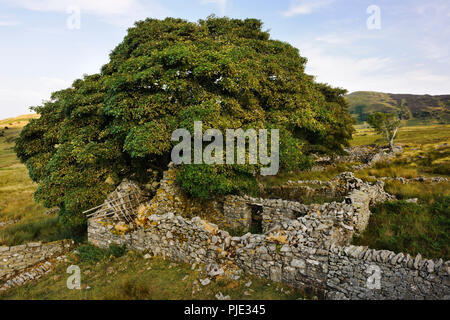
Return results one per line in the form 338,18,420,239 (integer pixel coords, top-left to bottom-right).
0,0,449,119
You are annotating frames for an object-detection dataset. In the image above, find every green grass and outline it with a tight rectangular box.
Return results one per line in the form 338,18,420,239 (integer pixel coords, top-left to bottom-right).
0,249,308,300
351,124,450,146
353,197,450,260
353,124,450,179
352,128,450,261
383,181,450,202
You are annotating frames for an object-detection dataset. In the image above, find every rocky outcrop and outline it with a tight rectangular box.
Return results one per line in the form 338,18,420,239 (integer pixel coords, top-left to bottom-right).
312,145,402,171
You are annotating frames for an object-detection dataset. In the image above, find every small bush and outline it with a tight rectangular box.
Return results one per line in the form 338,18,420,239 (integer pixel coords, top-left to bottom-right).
76,244,127,262
177,164,259,199
77,244,108,262
108,244,127,258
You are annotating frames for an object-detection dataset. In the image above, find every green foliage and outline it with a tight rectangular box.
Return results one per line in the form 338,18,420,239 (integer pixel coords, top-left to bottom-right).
108,244,127,258
77,244,108,262
15,16,354,231
177,163,259,199
354,197,450,260
76,244,126,262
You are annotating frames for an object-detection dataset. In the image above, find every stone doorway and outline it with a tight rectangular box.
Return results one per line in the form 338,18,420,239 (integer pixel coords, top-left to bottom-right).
249,204,263,234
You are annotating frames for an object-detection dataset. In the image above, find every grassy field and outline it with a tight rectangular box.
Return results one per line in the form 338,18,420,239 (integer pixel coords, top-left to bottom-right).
0,115,69,246
0,245,308,300
350,124,450,260
353,197,449,260
0,114,44,223
351,123,450,146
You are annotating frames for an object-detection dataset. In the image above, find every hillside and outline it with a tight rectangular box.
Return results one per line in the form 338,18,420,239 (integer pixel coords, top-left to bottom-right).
345,91,450,124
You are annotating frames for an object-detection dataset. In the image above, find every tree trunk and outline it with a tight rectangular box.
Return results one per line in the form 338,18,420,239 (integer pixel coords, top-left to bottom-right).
389,138,394,151
389,127,398,151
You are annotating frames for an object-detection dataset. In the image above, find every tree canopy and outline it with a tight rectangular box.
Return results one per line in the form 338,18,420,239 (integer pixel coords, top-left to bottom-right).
15,16,354,231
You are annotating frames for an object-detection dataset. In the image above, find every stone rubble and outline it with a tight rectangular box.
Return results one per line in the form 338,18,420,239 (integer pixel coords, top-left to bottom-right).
0,261,53,292
0,219,19,229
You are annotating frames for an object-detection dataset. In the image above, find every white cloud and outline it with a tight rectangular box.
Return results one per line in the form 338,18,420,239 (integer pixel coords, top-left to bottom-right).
0,20,20,26
282,0,334,17
295,42,450,94
201,0,227,15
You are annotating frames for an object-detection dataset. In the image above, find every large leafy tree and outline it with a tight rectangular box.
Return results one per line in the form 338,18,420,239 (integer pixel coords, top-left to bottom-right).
15,16,354,231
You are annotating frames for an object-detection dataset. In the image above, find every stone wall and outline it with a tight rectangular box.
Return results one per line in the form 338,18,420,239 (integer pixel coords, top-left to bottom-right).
312,145,402,170
88,212,335,297
327,245,449,300
0,240,74,280
223,172,393,236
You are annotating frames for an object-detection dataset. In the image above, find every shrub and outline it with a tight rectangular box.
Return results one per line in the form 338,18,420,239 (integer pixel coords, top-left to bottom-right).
77,244,109,262
108,244,127,258
76,244,127,262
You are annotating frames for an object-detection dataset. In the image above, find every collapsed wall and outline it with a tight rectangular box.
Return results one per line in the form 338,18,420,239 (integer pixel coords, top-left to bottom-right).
87,168,449,300
0,240,74,280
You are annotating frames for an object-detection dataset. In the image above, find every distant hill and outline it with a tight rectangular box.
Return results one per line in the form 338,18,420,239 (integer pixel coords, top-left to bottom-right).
0,114,39,128
345,91,450,124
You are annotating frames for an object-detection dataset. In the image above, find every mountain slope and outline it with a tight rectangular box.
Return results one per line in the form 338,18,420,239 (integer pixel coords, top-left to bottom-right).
345,91,450,123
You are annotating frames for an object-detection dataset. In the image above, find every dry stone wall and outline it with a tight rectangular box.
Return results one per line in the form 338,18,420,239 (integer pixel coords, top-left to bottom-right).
327,245,449,300
312,145,402,171
0,239,74,280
